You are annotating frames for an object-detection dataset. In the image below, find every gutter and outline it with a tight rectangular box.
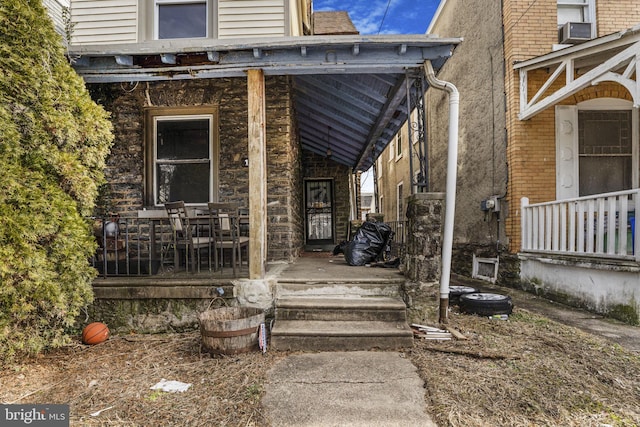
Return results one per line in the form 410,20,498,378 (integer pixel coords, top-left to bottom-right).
423,60,459,324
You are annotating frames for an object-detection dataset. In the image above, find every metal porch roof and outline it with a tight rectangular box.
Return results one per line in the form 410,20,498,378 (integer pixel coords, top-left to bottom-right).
69,35,460,172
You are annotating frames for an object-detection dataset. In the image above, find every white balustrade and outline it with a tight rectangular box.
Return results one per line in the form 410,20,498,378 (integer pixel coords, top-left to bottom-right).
521,189,640,261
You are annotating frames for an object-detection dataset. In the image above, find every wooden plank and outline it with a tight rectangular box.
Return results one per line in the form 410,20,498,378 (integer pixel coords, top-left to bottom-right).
445,326,468,340
247,69,266,280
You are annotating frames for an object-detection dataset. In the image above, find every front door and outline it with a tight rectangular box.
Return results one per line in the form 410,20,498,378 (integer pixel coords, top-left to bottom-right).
305,179,335,249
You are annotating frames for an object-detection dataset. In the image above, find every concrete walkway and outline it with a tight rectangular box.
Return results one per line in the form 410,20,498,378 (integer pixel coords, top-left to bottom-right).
263,351,436,427
262,257,639,427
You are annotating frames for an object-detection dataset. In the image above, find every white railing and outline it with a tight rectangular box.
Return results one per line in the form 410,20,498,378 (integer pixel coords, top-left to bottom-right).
521,189,640,261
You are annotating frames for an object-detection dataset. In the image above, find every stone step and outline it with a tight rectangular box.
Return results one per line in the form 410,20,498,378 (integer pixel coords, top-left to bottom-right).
276,296,407,322
270,320,414,351
275,280,402,298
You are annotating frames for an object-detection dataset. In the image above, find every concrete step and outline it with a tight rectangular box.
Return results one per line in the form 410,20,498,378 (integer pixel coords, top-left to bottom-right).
275,280,403,298
270,320,414,351
276,296,408,322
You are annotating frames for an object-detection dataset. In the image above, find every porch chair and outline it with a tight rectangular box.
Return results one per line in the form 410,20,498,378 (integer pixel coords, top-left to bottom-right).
164,201,215,273
207,202,249,277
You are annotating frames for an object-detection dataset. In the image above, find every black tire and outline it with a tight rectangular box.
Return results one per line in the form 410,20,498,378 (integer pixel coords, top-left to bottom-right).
449,286,478,305
459,293,513,316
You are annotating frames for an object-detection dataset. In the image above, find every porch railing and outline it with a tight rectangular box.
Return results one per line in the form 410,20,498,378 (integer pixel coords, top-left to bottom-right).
386,220,407,260
91,216,173,277
90,215,233,277
521,189,640,262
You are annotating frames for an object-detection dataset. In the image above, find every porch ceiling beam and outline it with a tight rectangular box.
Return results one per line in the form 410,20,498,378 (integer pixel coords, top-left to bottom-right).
299,130,362,157
76,63,421,83
68,35,460,56
519,41,640,120
299,130,359,165
295,91,375,129
295,77,383,116
299,115,367,145
355,75,412,171
299,121,365,153
70,41,456,83
295,102,371,136
320,74,389,104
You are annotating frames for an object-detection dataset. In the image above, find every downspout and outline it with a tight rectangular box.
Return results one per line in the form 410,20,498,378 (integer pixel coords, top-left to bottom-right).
423,60,459,324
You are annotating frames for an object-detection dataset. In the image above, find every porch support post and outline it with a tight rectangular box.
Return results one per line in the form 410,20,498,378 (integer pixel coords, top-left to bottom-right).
247,68,267,279
424,60,460,324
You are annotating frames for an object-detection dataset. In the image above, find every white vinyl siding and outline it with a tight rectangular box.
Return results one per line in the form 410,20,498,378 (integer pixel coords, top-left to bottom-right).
43,0,69,36
71,0,137,44
218,0,285,38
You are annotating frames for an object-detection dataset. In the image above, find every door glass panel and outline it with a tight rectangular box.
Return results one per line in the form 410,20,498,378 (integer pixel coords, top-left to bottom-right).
305,180,334,243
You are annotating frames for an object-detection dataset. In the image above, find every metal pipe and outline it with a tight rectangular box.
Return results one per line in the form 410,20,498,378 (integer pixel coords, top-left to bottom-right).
423,60,460,324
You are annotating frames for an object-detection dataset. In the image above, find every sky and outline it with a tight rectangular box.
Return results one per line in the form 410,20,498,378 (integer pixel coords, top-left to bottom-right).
313,0,441,192
314,0,440,35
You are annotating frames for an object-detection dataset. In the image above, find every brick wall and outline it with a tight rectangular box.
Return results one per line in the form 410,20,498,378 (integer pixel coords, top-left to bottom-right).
597,0,640,36
89,76,303,262
505,72,633,249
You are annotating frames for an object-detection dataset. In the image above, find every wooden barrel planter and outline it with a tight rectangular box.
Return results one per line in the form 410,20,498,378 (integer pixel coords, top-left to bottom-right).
198,307,265,355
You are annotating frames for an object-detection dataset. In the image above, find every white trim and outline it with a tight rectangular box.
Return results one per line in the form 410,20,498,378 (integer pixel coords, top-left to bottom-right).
396,181,404,221
426,0,447,35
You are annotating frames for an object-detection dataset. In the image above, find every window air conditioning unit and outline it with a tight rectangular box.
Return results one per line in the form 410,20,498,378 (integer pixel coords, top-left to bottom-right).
558,22,592,44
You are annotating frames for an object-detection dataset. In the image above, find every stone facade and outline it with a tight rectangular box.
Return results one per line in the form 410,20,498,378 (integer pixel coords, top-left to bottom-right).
404,193,444,282
89,76,303,262
302,151,354,247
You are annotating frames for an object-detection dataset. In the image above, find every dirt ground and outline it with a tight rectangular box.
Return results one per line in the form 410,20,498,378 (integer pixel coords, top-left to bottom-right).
1,306,639,426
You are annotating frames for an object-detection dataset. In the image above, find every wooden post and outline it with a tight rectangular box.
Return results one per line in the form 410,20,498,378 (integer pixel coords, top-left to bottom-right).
247,69,266,279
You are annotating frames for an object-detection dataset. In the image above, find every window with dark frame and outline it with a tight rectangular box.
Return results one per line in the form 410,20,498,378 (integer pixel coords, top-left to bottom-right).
578,110,632,197
145,107,219,206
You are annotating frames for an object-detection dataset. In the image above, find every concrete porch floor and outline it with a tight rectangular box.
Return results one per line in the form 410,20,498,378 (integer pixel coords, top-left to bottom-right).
268,252,405,283
91,251,404,300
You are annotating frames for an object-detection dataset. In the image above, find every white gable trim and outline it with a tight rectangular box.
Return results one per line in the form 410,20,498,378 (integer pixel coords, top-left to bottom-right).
519,40,640,120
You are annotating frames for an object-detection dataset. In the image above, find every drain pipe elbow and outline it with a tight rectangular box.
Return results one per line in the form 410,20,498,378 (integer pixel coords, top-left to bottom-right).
423,60,460,323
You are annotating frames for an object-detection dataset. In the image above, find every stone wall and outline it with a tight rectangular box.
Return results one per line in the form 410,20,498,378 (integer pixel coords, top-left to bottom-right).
302,151,353,247
88,76,303,261
404,193,444,282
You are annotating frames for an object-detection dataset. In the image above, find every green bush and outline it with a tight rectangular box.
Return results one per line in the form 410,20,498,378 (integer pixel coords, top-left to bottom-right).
0,0,113,363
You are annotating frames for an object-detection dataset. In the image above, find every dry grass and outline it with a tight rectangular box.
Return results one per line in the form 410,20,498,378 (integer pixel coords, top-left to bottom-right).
409,308,640,427
1,308,639,426
1,332,284,426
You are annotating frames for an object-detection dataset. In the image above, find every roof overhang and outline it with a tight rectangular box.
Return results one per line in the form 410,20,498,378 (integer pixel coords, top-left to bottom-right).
69,35,460,171
514,24,640,121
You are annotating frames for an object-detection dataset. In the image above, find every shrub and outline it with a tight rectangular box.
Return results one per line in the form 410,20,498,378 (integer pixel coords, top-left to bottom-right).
0,0,113,363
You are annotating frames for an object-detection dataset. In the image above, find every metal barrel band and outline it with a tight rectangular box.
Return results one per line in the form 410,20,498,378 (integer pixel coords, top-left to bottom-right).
201,326,257,338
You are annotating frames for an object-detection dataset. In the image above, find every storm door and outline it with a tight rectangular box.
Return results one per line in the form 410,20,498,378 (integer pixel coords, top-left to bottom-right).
305,179,335,247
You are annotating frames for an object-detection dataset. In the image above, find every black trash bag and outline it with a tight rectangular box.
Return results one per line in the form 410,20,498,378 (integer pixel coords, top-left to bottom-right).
344,221,394,266
332,241,348,255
